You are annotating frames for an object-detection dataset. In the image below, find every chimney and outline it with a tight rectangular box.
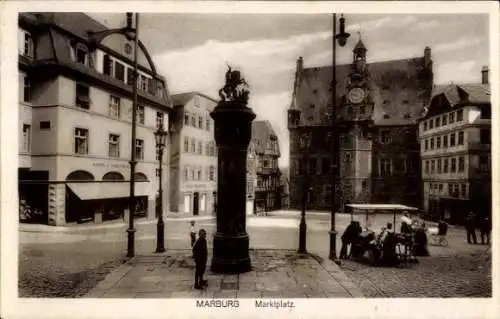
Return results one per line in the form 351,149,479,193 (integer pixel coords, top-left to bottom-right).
296,56,303,74
481,65,489,85
424,47,431,67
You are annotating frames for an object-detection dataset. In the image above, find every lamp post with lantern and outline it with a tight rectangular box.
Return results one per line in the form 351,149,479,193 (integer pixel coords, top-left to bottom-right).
298,132,312,255
329,13,350,262
154,125,168,253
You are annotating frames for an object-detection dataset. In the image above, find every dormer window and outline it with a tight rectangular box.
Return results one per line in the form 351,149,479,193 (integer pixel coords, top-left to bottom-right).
74,43,89,65
21,30,34,58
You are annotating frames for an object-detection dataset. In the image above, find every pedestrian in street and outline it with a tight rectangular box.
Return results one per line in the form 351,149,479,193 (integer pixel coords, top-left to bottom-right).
479,216,491,245
192,228,208,290
190,220,196,248
340,221,357,259
465,211,477,244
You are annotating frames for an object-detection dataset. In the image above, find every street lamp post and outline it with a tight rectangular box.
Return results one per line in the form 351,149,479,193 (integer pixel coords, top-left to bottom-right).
329,13,350,262
126,12,140,258
154,126,168,253
298,133,312,255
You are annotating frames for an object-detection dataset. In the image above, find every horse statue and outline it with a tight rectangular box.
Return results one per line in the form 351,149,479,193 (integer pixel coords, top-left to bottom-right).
218,65,250,105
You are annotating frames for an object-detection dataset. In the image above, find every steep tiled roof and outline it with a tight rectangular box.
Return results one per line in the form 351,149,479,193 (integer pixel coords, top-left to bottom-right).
30,12,108,40
251,120,280,156
170,91,218,107
294,55,432,126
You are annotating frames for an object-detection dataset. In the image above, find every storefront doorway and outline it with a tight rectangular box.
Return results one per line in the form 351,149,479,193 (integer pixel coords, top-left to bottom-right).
193,192,199,215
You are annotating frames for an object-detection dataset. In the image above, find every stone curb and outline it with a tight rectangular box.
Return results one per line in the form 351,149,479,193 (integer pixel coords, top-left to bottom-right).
84,264,134,298
19,216,215,233
317,257,365,298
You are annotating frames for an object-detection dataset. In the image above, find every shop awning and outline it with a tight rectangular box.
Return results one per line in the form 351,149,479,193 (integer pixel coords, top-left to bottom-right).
67,182,150,200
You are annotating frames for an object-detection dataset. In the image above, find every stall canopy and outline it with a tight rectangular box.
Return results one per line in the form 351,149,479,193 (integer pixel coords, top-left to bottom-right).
67,182,149,200
346,204,420,212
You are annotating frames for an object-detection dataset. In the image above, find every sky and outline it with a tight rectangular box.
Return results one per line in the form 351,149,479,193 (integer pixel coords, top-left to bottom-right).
89,13,490,168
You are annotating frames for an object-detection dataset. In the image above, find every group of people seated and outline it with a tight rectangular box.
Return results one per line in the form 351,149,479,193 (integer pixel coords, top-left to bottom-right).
340,211,432,266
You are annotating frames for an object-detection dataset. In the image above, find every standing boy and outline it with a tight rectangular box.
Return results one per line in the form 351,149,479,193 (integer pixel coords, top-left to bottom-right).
190,220,196,248
192,228,208,289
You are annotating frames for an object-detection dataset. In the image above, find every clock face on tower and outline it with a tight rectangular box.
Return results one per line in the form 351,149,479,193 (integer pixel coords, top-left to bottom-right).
347,87,365,104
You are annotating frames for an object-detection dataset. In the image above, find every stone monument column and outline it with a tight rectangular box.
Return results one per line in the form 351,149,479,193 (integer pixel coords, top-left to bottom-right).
210,66,255,273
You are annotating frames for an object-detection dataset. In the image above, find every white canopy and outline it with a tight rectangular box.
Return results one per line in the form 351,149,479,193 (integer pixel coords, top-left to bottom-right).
346,204,420,212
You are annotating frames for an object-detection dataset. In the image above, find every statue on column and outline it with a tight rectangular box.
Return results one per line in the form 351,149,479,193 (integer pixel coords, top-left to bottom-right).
218,65,250,105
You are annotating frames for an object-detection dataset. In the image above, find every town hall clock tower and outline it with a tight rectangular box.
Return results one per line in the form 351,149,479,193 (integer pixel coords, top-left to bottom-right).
338,37,374,206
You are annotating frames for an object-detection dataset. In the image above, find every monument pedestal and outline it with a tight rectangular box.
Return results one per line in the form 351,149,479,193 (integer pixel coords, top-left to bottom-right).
210,101,255,274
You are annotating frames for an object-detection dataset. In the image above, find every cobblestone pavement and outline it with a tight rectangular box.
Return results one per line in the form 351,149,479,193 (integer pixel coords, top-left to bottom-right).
340,248,492,298
85,249,364,298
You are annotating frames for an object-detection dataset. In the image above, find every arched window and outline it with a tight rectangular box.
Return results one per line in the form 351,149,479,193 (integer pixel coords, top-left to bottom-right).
102,172,125,181
134,172,148,181
66,170,94,181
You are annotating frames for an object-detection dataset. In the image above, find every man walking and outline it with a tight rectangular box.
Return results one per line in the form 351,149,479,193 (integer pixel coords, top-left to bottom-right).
192,228,208,289
465,211,477,244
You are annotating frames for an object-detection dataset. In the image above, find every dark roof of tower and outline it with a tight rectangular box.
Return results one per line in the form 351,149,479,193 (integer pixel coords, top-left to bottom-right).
353,39,367,52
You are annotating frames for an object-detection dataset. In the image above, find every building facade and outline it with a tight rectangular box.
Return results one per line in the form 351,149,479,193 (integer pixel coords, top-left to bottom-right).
169,92,217,216
419,67,491,224
288,39,433,212
252,120,282,212
18,13,172,226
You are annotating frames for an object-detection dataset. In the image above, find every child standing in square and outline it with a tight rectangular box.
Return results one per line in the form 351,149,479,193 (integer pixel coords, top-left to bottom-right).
190,220,196,248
